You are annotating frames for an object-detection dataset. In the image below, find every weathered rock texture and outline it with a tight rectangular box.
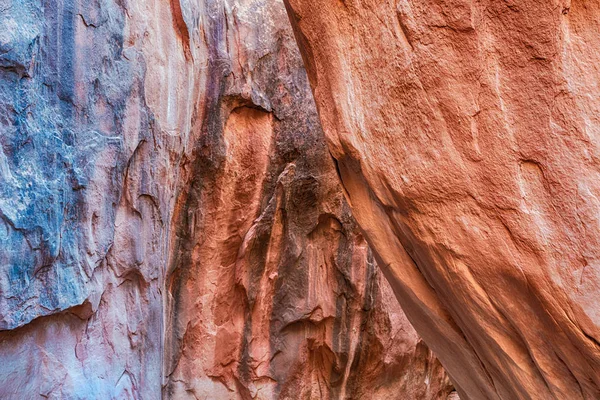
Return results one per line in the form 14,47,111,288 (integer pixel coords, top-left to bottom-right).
0,0,197,396
0,0,452,398
162,3,453,398
283,0,600,399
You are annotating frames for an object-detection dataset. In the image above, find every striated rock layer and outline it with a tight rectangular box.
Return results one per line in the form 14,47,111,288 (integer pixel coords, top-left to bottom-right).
283,0,600,399
0,0,452,398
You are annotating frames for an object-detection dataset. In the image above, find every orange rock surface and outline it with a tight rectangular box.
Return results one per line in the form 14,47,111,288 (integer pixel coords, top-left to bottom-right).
283,0,600,398
163,1,453,398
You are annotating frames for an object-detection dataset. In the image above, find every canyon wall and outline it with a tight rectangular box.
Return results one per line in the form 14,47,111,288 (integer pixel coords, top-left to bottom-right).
282,0,600,399
0,0,197,397
0,0,452,398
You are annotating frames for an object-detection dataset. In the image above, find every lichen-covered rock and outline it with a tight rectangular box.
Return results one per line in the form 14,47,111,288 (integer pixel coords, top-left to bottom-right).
282,0,600,398
0,0,452,398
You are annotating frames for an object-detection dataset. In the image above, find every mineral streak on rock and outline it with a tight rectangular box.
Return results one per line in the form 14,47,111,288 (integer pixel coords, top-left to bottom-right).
0,0,452,398
162,0,452,398
282,0,600,398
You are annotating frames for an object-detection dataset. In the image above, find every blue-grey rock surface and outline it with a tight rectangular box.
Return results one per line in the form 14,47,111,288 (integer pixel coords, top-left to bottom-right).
0,0,196,397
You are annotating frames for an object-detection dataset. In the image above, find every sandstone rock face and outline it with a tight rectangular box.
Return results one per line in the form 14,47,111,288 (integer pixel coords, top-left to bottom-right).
162,2,453,397
282,0,600,399
162,1,454,398
0,0,452,398
0,0,197,397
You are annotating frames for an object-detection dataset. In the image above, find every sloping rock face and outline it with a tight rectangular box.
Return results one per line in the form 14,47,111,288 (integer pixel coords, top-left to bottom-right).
0,0,452,398
282,0,600,399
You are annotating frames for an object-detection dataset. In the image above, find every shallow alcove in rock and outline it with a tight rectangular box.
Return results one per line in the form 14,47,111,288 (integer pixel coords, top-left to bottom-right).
162,0,454,398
